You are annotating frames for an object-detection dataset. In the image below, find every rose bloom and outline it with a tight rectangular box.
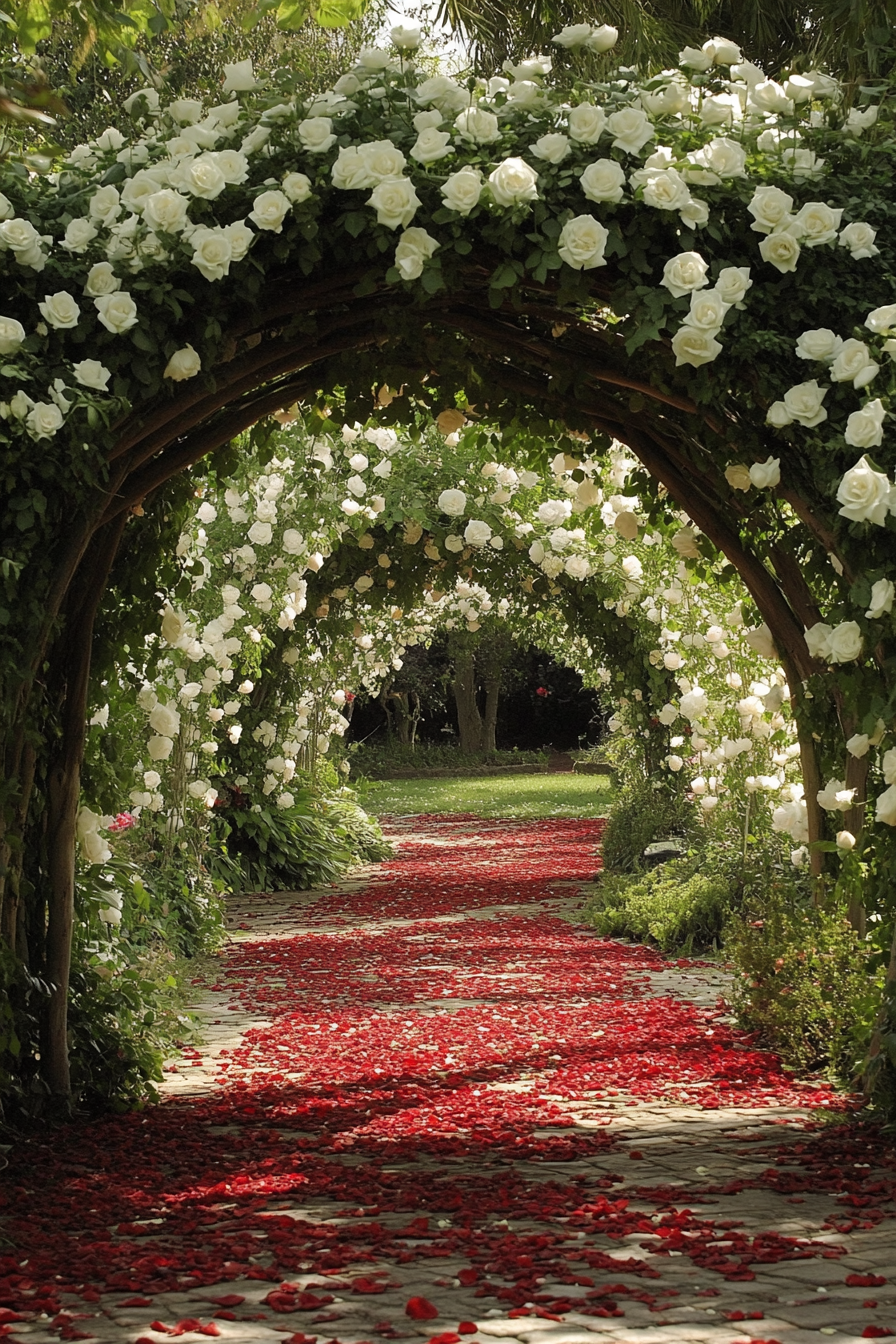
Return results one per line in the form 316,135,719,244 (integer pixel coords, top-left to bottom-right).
845,398,886,448
249,189,292,232
715,265,752,306
558,214,608,270
876,785,896,827
38,290,80,329
143,188,190,233
606,107,653,155
62,218,98,253
836,455,894,525
438,488,467,516
73,359,111,390
641,168,692,212
394,227,439,280
684,287,728,332
759,229,801,273
661,250,709,297
795,327,842,362
794,201,843,246
464,519,492,546
368,178,421,229
725,463,752,491
410,128,453,164
298,116,336,153
567,102,606,143
282,172,312,203
867,578,895,619
441,167,482,215
488,158,539,207
579,158,626,204
749,456,780,488
671,326,722,367
92,291,137,334
164,345,202,381
25,402,64,439
190,227,233,281
455,106,500,144
839,221,879,259
747,184,794,233
0,316,25,353
865,303,896,334
827,621,863,663
530,133,570,164
830,338,879,388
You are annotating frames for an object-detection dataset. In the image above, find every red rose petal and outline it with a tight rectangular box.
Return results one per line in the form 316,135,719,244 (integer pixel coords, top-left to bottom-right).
406,1298,440,1321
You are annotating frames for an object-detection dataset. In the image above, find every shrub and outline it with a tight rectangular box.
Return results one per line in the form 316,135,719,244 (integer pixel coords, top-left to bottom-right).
727,901,879,1078
584,858,731,953
601,777,694,873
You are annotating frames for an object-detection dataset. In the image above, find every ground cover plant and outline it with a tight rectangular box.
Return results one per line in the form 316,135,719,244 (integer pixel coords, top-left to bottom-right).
364,770,614,819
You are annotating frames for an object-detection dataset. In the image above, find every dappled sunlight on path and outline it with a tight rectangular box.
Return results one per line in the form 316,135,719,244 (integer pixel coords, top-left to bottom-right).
2,814,896,1344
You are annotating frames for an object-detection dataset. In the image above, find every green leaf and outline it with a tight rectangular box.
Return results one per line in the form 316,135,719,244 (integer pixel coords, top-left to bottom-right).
276,0,311,28
343,211,368,238
314,0,369,25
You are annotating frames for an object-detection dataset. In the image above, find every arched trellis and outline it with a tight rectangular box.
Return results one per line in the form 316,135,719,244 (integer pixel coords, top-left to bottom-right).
6,269,835,1098
2,43,895,1103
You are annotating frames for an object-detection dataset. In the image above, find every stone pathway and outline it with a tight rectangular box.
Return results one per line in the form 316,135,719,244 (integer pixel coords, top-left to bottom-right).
4,815,895,1344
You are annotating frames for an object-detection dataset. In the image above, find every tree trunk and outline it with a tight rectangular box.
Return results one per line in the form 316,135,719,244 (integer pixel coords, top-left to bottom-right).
482,678,500,754
452,648,483,754
41,518,127,1100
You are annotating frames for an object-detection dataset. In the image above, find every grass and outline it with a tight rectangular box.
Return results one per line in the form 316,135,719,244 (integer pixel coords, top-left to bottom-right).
360,771,614,820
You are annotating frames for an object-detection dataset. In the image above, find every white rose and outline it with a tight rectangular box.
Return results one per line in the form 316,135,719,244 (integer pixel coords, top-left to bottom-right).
149,701,181,737
845,105,878,134
455,106,500,145
552,23,593,48
749,457,781,489
143,189,190,234
749,79,793,114
368,178,420,229
441,167,482,215
831,338,879,388
585,24,617,51
88,185,122,225
567,103,606,144
0,218,42,255
771,380,829,428
164,345,202,381
538,499,571,525
661,250,709,297
845,399,887,449
836,456,894,525
621,555,642,580
410,128,453,164
759,228,802,274
781,147,825,180
123,86,160,114
641,168,692,212
671,326,723,367
282,172,312,204
38,291,80,329
94,291,138,333
438,488,467,517
747,185,794,234
247,520,272,545
795,328,842,362
222,59,256,93
226,220,254,261
298,116,337,153
182,153,228,200
167,96,203,123
794,201,843,247
530,133,570,164
72,359,111,390
147,734,173,761
0,316,26,353
25,402,64,439
464,519,492,546
249,189,292,233
680,44,712,70
680,687,708,720
699,136,747,177
82,262,120,299
413,75,468,114
558,214,608,270
488,158,539,208
358,141,408,184
683,287,728,332
828,620,863,663
715,265,752,307
61,218,98,253
839,221,879,259
565,555,589,579
391,20,421,47
607,107,653,155
876,785,896,827
866,578,895,619
743,623,777,658
884,748,896,786
804,622,833,660
865,303,896,334
331,146,371,191
190,227,233,281
394,227,439,281
725,463,752,491
579,159,626,204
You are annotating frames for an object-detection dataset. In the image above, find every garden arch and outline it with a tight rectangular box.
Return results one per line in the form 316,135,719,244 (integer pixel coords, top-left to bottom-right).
2,34,895,1098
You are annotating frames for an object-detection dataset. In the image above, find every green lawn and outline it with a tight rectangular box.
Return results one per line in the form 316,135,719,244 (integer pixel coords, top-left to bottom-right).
361,771,614,820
